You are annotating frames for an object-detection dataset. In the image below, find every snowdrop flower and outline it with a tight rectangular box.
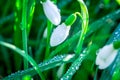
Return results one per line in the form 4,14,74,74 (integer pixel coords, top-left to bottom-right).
50,23,70,46
50,13,77,47
42,0,61,25
96,44,118,69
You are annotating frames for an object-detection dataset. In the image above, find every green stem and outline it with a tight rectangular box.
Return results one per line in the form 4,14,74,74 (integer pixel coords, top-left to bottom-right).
14,0,22,71
0,41,45,80
22,0,28,69
75,0,89,55
94,67,98,80
45,20,53,59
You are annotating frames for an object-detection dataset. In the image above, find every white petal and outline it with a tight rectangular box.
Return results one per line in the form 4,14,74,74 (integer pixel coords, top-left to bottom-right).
96,56,105,65
96,44,118,69
98,50,117,69
42,0,61,25
50,23,70,47
103,50,118,68
98,44,113,59
98,64,106,69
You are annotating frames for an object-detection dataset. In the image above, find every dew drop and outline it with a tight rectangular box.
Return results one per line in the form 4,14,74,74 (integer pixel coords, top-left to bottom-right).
113,38,117,41
44,62,48,65
69,72,73,76
75,66,79,70
34,67,37,70
83,50,86,53
119,28,120,31
61,78,63,80
115,32,118,35
71,67,74,70
66,75,69,79
116,10,120,14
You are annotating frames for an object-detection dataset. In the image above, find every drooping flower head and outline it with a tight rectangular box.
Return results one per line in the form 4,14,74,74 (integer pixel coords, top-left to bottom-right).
50,14,77,47
50,23,70,46
42,0,61,25
96,44,118,69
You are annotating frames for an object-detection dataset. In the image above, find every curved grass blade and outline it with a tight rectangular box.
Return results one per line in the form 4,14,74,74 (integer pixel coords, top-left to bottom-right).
61,49,88,80
0,41,45,80
3,54,75,80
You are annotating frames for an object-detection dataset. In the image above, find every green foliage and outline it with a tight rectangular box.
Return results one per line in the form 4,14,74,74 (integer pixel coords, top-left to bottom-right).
0,0,120,80
22,75,32,80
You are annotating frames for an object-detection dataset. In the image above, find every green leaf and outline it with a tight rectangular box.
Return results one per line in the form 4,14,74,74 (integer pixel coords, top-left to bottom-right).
0,41,45,80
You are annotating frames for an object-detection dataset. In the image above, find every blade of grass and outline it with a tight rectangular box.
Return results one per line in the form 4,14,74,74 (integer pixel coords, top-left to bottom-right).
13,0,23,70
0,41,45,80
75,0,89,55
21,0,28,69
61,49,88,80
27,0,35,36
45,20,53,59
3,54,75,79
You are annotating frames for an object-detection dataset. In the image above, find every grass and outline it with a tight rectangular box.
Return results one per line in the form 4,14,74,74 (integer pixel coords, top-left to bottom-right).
0,0,120,80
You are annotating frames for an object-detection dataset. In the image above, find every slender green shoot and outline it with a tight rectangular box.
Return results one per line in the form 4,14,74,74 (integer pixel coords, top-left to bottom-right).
45,20,53,59
22,0,28,69
75,0,89,55
0,41,45,80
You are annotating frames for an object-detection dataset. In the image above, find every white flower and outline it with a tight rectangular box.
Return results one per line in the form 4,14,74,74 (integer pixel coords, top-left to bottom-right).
42,0,61,25
50,23,70,47
96,44,118,69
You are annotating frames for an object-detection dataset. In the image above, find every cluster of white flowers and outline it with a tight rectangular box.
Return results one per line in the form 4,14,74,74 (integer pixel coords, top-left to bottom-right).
42,0,74,47
96,44,118,69
42,0,119,71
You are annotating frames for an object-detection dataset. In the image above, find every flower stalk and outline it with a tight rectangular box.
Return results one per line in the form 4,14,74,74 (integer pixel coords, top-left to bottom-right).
45,21,53,59
22,0,28,69
75,0,89,55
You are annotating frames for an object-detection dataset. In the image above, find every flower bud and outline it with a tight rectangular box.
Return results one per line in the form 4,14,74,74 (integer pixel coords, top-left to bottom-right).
42,0,61,25
96,44,118,69
50,23,70,47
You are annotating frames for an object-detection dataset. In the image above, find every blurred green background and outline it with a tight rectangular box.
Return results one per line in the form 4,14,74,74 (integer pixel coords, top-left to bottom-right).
0,0,120,79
